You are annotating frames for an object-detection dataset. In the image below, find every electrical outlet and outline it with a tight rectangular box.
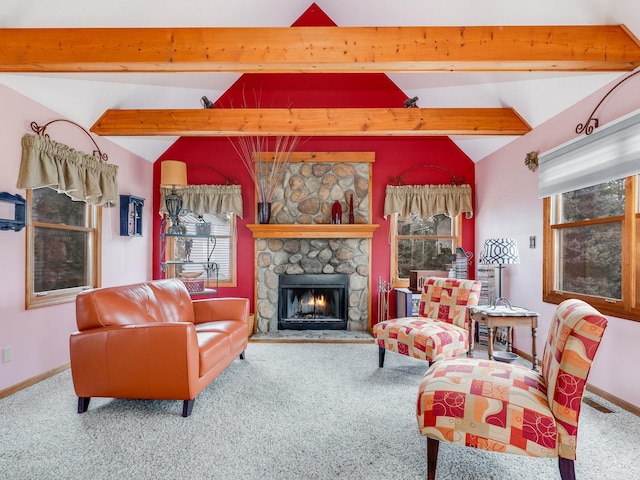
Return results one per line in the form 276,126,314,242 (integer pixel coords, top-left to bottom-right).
3,347,12,363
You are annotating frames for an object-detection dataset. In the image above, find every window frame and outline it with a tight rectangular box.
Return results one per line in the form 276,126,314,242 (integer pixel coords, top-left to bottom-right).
172,210,238,288
202,212,237,288
217,212,237,288
25,188,102,309
543,175,639,321
389,212,463,283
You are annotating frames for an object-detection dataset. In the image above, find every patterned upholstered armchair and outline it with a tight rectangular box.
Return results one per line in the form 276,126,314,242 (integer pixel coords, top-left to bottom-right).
416,299,608,480
373,277,482,367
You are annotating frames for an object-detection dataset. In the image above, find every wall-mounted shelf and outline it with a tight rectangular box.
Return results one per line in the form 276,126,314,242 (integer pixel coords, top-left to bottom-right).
0,192,26,232
246,224,379,239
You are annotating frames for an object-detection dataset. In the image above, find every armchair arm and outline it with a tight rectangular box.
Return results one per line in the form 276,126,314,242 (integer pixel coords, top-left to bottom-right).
70,322,200,400
192,297,249,325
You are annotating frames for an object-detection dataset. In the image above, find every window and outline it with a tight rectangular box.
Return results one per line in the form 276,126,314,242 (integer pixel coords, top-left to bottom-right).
391,212,462,280
26,187,101,309
543,175,638,320
179,210,237,286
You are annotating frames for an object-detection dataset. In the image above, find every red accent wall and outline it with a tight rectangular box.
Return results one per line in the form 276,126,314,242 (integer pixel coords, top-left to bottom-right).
152,4,476,325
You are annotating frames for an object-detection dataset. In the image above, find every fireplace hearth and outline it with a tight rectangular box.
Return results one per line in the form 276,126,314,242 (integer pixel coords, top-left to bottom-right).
278,273,349,330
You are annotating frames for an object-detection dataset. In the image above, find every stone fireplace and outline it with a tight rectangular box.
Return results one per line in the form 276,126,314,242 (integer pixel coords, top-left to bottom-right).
254,236,371,332
248,152,377,334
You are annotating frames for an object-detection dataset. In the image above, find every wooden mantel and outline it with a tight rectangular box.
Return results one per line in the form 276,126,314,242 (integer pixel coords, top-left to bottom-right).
246,224,379,239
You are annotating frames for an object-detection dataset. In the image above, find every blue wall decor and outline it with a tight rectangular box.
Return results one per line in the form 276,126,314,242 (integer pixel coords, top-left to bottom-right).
0,192,26,232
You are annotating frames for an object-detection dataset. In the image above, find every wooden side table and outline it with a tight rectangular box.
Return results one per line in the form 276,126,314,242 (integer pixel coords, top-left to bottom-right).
468,305,539,370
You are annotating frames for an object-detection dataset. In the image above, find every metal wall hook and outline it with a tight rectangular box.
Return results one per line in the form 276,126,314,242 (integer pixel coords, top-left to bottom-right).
30,119,108,161
576,68,640,135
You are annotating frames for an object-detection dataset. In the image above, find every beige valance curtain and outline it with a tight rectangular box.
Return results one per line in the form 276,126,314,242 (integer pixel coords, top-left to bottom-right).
160,184,243,218
384,184,473,220
17,134,119,206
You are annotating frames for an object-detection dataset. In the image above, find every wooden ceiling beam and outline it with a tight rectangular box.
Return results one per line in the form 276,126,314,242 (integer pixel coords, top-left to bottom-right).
1,25,639,73
90,108,531,137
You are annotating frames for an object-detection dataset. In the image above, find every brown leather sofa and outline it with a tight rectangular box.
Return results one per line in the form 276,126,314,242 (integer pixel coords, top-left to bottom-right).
69,278,250,417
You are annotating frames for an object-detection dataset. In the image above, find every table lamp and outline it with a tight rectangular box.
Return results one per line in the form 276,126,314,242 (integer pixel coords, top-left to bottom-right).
480,238,520,300
160,160,188,233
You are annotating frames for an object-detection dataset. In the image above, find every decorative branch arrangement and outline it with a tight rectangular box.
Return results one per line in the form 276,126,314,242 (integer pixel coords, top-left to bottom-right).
225,87,300,204
230,135,300,203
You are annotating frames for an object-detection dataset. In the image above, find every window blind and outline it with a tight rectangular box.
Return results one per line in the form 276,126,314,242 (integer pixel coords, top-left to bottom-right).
538,108,640,198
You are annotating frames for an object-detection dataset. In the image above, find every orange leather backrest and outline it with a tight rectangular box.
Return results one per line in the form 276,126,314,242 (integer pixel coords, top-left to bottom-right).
75,279,194,331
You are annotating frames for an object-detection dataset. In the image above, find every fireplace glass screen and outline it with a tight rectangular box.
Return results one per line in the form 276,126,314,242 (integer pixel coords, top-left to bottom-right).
278,274,348,330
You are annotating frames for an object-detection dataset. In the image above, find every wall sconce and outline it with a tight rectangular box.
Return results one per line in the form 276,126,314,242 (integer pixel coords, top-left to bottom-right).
480,238,520,300
524,151,539,172
160,160,188,233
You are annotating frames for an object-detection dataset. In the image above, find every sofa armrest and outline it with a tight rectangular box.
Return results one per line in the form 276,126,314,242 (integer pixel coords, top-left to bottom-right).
192,297,249,325
70,322,200,399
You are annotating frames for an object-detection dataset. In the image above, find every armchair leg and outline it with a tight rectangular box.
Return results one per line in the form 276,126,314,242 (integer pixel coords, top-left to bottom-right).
182,399,195,417
77,397,90,414
426,437,439,480
559,458,576,480
239,350,245,360
378,347,386,368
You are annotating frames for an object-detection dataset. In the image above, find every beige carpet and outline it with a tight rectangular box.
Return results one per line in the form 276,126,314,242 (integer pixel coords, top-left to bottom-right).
1,342,637,480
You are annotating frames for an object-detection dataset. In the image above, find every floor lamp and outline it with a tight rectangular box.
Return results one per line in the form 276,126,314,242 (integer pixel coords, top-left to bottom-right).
480,238,520,302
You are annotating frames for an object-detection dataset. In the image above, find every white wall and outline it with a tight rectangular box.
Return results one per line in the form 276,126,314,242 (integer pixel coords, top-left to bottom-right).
476,72,640,409
0,85,154,391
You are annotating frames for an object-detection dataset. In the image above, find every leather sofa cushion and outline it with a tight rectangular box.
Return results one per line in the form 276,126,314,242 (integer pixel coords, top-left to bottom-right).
76,279,194,330
196,321,249,354
197,331,231,374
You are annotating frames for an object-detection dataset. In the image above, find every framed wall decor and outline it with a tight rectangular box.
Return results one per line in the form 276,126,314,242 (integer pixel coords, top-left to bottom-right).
119,195,145,236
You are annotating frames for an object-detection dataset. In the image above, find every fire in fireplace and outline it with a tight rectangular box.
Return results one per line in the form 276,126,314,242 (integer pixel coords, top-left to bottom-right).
278,273,349,330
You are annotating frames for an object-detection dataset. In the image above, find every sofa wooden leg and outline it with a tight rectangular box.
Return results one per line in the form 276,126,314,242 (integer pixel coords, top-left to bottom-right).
182,399,195,417
426,437,439,480
77,397,90,414
559,458,576,480
378,347,386,368
239,351,245,360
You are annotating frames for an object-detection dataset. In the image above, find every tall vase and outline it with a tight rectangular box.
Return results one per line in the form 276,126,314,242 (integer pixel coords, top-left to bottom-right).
257,202,271,224
348,194,355,224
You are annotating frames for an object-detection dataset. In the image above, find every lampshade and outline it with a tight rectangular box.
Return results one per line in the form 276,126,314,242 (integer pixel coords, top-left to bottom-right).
480,238,520,265
160,160,187,189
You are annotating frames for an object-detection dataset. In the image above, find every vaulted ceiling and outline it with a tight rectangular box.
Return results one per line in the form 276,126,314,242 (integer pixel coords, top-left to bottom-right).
1,0,639,162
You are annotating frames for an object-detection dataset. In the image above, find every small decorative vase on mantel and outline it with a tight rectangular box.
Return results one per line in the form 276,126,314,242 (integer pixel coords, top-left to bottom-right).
257,202,271,224
331,200,342,224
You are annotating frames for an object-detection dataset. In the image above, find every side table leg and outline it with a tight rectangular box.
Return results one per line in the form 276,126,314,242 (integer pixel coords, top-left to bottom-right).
487,326,495,360
531,326,538,370
468,319,475,358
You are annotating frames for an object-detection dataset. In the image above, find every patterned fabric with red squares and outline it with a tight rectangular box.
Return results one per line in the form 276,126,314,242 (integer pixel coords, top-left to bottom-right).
373,277,481,364
416,298,608,461
418,277,477,329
